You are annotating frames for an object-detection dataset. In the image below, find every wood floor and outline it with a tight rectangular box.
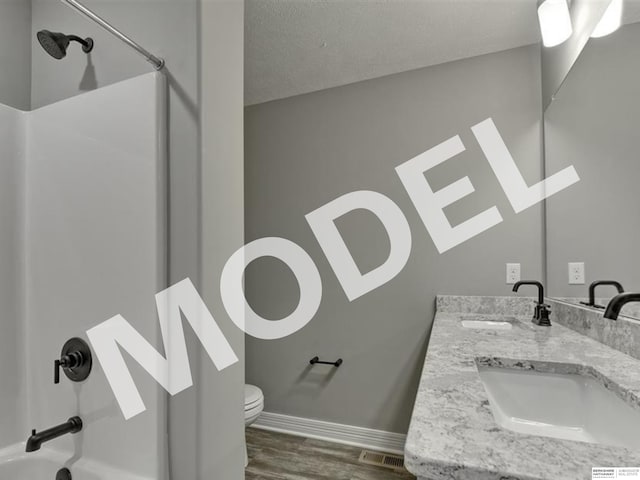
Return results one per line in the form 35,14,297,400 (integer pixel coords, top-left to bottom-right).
245,428,417,480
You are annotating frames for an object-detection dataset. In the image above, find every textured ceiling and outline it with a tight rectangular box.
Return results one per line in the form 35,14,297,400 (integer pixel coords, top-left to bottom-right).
245,0,543,105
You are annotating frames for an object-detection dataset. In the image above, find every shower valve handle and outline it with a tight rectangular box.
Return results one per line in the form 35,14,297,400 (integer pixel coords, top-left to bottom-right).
54,338,93,385
54,359,60,384
54,352,84,384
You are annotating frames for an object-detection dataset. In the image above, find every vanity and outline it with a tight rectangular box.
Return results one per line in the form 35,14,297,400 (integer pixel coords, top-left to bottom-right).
404,295,640,480
405,4,640,478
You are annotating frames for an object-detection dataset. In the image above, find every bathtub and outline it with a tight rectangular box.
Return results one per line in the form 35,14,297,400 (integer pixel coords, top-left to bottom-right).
0,443,152,480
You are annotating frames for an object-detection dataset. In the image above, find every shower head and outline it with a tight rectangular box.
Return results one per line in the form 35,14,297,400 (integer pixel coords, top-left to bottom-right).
37,30,94,60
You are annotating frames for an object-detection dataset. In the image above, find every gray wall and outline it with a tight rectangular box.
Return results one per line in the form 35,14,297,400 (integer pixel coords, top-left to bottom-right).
0,0,31,110
172,1,246,479
245,44,545,433
545,22,640,300
200,2,246,476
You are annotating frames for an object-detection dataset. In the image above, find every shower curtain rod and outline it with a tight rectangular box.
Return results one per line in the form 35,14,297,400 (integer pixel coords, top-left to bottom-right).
60,0,165,71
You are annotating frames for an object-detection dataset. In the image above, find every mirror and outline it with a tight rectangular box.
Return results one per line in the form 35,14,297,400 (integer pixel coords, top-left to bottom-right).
540,0,611,109
544,7,640,319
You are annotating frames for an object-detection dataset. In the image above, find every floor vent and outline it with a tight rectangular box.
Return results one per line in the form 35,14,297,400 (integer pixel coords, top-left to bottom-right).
358,450,406,471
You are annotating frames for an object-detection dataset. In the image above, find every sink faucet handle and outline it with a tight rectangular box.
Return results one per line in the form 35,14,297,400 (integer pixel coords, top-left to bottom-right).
512,281,551,326
535,303,552,326
585,280,625,307
512,280,545,305
604,292,640,320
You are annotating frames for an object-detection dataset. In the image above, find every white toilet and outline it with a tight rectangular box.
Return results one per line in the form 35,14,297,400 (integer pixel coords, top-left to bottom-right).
244,384,264,466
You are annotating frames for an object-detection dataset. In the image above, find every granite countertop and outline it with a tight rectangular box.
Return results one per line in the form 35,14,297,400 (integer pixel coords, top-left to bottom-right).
405,296,640,480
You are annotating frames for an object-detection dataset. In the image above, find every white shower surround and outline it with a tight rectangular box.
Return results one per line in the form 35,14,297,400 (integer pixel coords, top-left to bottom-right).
0,72,167,479
0,100,27,450
0,443,151,480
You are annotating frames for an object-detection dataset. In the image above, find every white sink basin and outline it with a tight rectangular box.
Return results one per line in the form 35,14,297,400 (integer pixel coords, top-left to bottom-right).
477,365,640,449
461,320,512,330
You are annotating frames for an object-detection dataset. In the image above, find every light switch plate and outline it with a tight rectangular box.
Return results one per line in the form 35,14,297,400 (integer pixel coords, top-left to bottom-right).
568,262,585,284
506,263,521,284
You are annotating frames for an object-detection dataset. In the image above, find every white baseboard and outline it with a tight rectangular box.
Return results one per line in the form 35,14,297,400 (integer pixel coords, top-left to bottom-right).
251,411,406,455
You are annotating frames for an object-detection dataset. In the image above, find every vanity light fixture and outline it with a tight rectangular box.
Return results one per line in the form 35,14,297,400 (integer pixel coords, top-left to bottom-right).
538,0,573,47
591,0,623,38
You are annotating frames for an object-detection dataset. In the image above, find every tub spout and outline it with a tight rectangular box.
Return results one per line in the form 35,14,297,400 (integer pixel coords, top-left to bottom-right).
26,416,82,452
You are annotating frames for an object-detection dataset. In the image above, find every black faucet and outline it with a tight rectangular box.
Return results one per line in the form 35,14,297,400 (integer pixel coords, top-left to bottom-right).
604,292,640,321
581,280,625,309
512,281,551,326
26,416,82,452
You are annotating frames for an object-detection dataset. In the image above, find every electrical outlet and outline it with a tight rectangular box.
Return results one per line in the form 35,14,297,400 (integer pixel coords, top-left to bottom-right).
568,262,585,284
506,263,521,284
